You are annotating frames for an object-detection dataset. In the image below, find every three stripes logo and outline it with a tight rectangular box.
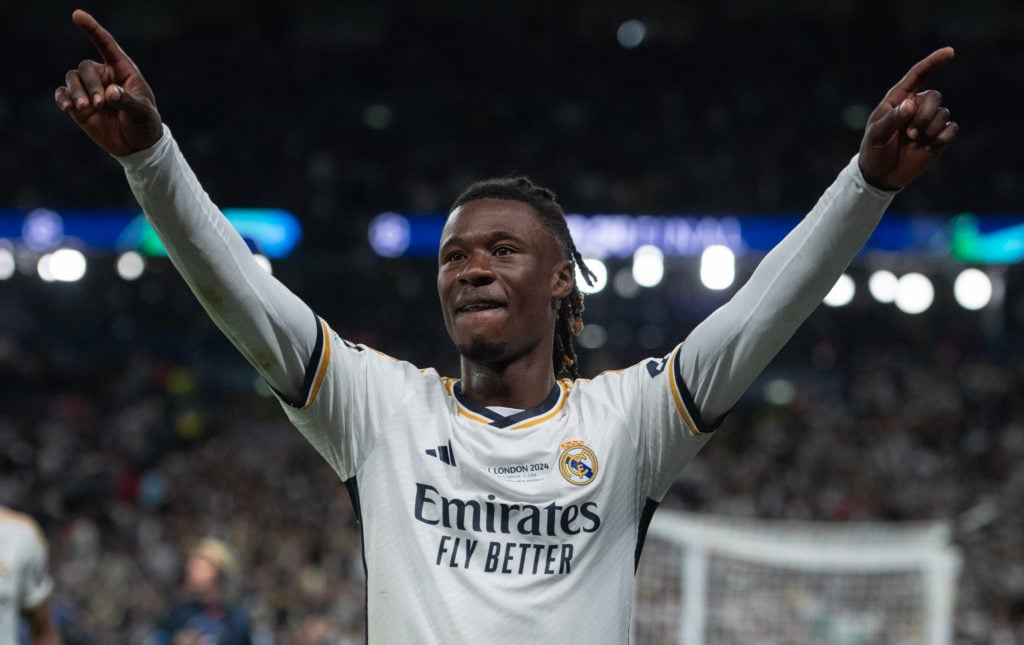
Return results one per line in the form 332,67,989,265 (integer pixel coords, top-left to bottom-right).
425,440,457,467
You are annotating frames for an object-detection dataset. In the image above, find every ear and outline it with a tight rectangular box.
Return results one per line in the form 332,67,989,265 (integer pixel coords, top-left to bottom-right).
551,259,574,300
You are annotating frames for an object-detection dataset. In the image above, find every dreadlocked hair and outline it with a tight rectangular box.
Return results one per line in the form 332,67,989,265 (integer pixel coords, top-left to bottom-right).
451,176,596,380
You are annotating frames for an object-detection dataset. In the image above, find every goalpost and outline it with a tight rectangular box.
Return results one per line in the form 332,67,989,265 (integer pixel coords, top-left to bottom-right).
633,511,960,645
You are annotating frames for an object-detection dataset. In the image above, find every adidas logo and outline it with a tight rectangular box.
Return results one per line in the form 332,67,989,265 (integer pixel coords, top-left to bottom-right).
425,441,457,467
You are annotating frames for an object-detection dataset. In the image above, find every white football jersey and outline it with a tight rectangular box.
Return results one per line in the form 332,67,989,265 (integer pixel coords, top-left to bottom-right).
280,318,711,643
0,507,54,642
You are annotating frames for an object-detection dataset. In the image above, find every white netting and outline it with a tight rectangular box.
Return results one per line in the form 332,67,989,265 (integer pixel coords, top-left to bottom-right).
633,511,960,645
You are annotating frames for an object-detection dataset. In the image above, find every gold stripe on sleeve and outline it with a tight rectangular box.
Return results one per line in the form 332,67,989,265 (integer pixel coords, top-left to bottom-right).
302,318,333,410
668,346,703,437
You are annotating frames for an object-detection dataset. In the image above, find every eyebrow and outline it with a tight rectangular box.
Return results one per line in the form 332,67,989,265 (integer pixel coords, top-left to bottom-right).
439,230,524,250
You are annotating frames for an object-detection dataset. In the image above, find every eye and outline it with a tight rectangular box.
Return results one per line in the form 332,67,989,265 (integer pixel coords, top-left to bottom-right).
493,245,515,256
444,251,466,263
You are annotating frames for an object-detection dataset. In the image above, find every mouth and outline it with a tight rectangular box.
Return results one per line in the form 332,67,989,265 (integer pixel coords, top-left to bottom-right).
455,299,506,314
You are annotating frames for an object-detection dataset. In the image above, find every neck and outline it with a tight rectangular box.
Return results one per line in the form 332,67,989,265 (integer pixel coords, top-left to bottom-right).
459,353,557,409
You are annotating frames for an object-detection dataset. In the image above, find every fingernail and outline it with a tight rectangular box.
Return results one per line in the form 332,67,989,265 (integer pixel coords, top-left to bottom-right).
93,93,103,105
907,127,918,140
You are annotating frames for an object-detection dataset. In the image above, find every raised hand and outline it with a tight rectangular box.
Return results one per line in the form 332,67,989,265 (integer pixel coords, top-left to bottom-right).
858,47,958,191
54,9,162,156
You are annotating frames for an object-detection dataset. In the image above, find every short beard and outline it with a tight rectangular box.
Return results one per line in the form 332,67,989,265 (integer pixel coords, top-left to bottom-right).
457,337,508,364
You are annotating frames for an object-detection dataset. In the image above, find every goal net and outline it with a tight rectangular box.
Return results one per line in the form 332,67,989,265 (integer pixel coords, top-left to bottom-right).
633,511,960,645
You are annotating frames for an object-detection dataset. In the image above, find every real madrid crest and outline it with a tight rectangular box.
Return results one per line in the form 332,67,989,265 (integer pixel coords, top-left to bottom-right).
558,440,598,486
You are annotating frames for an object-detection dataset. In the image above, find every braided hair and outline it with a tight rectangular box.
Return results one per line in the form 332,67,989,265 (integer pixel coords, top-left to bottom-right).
451,176,595,380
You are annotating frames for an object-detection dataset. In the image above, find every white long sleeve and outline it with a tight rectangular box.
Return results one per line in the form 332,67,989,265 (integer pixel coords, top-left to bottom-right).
679,155,896,427
116,125,317,403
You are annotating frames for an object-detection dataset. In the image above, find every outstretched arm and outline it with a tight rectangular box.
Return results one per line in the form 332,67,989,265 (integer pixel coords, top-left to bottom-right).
55,10,316,403
679,49,958,427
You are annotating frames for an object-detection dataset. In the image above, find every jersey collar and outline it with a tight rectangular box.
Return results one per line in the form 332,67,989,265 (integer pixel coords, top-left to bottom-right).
452,380,567,430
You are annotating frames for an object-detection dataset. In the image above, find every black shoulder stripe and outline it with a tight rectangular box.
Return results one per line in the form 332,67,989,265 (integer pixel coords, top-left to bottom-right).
299,311,325,401
672,349,718,434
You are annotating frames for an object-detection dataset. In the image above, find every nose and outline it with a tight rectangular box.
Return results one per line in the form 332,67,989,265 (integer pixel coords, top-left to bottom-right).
459,250,496,285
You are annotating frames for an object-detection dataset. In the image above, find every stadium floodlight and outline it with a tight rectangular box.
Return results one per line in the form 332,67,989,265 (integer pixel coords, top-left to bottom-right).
868,270,899,303
700,245,735,291
48,248,88,282
632,245,665,288
0,247,15,280
368,212,411,258
616,19,647,49
953,268,992,311
22,208,64,252
894,272,934,314
578,259,608,295
823,273,855,307
116,251,145,280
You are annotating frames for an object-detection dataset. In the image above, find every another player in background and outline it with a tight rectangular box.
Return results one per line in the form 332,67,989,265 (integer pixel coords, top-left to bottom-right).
151,538,252,645
55,9,957,643
0,506,62,645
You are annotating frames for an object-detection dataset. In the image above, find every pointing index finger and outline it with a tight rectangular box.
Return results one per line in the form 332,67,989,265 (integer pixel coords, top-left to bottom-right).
887,47,955,99
72,9,129,67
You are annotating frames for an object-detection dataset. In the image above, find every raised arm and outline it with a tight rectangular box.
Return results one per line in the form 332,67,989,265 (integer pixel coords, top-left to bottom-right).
55,10,317,403
679,49,958,427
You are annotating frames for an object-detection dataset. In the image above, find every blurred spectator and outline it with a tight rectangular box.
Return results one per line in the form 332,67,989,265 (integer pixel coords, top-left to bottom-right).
151,538,251,645
0,506,61,644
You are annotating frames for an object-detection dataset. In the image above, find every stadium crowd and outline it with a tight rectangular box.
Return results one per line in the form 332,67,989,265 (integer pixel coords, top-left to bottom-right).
3,1,1023,642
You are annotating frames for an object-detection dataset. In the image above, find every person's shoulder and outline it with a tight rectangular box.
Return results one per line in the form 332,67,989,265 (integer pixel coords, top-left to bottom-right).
0,506,46,545
578,354,671,385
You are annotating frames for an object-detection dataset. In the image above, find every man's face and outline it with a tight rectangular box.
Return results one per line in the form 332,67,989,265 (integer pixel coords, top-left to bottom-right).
438,198,573,366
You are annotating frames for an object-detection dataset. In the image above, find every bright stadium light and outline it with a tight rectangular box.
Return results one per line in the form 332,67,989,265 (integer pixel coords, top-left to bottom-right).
116,251,145,280
700,245,735,290
578,259,608,294
0,247,15,280
632,245,664,288
868,270,899,303
48,248,87,282
37,254,54,282
953,268,992,310
368,212,411,258
22,208,64,252
894,272,934,314
616,19,647,49
823,273,855,307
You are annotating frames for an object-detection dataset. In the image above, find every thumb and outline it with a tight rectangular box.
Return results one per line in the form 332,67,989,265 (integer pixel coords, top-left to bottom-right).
865,98,914,146
105,84,153,120
106,84,163,149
